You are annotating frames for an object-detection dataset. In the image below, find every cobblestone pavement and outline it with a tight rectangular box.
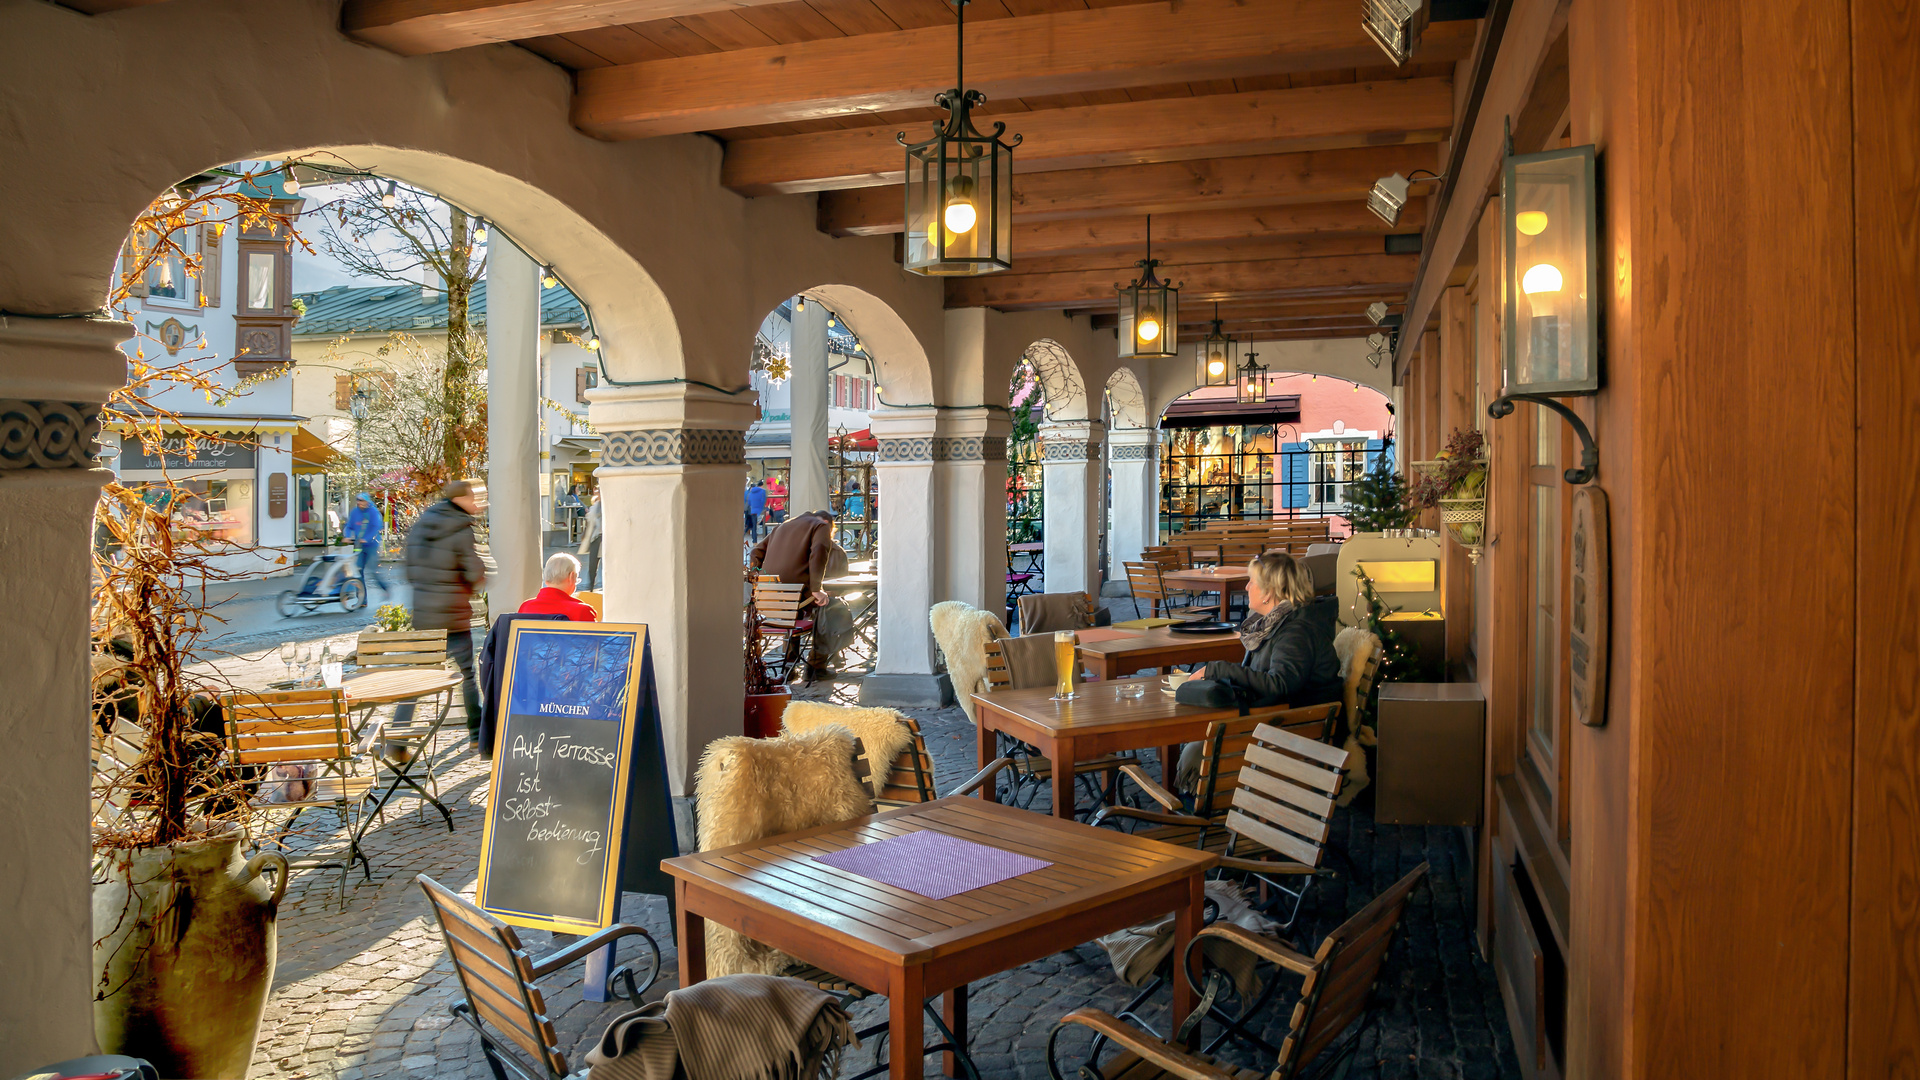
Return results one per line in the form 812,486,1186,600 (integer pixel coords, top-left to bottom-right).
228,653,1520,1080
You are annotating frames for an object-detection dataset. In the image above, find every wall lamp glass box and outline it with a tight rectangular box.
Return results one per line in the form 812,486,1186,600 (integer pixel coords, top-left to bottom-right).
1502,144,1600,396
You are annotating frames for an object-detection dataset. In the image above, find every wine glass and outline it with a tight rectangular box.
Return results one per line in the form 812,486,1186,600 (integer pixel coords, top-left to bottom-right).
295,643,315,684
277,642,296,681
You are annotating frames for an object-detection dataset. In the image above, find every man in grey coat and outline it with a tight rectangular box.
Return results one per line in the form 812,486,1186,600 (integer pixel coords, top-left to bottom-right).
397,479,488,741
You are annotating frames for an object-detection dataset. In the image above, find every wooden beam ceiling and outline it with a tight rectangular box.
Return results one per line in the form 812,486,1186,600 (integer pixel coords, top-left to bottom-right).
1015,200,1426,256
721,76,1453,194
946,252,1419,309
571,0,1474,139
341,0,800,54
1007,234,1392,276
817,145,1442,235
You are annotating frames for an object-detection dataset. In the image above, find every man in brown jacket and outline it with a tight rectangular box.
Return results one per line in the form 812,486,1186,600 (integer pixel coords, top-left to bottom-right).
748,509,840,608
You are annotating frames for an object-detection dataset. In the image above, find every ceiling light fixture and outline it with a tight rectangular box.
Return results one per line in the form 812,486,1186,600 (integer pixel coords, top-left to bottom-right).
1197,301,1238,387
1362,0,1429,65
1117,215,1179,360
899,0,1018,276
472,218,488,245
381,180,397,209
281,164,300,195
541,266,558,289
1366,169,1441,226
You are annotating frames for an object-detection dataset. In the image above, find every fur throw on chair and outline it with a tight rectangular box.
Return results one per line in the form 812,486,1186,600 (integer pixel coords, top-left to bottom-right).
694,726,876,976
778,701,917,798
929,601,1007,724
1332,627,1379,805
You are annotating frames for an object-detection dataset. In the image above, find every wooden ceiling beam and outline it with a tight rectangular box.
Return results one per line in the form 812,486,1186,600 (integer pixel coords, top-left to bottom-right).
818,145,1441,236
342,0,793,54
1087,300,1398,328
1015,200,1425,256
723,77,1452,195
572,0,1474,139
1010,234,1390,276
947,252,1419,309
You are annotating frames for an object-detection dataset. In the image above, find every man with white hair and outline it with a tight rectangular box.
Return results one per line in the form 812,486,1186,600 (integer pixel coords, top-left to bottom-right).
516,552,598,621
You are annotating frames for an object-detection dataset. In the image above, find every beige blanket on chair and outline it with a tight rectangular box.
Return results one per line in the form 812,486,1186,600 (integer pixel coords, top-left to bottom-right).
694,726,875,976
777,701,916,798
584,974,856,1080
929,601,1007,723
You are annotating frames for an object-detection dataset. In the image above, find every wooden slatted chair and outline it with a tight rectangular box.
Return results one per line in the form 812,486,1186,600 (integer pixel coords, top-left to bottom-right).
872,716,939,810
980,636,1139,818
1018,590,1099,634
354,628,449,670
223,688,377,906
417,875,659,1080
747,577,815,686
1045,863,1430,1079
1125,561,1205,620
354,629,456,829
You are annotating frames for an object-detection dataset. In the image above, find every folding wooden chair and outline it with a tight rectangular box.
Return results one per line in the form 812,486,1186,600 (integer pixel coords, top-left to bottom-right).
1046,863,1430,1077
976,636,1139,817
747,577,816,686
418,875,659,1080
353,629,456,831
223,688,377,906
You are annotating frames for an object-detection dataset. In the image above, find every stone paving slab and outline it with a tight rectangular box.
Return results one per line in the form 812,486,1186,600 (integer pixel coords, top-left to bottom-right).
231,658,1520,1080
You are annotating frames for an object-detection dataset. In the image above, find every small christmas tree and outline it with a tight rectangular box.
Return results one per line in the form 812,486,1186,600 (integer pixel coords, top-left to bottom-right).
1351,568,1435,685
1343,458,1417,533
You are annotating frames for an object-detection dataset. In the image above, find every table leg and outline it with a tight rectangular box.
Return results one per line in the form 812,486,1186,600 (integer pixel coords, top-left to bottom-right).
1217,590,1230,623
1171,873,1204,1047
942,984,968,1079
975,719,999,804
674,882,706,987
1163,744,1182,791
1051,736,1076,820
890,965,926,1080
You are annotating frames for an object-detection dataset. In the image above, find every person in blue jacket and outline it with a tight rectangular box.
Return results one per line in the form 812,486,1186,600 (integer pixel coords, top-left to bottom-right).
344,492,390,594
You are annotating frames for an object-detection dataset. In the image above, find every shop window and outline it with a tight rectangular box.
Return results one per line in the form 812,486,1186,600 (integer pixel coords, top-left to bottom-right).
1160,425,1275,533
295,474,338,546
129,478,254,546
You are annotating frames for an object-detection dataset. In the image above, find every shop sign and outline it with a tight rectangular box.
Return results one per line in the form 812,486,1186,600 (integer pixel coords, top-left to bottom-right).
120,434,257,471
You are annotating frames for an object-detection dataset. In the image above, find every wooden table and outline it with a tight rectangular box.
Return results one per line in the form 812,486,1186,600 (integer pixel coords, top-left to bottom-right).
1161,565,1252,622
1076,625,1245,680
1008,541,1044,575
971,679,1249,819
662,797,1217,1080
341,667,462,708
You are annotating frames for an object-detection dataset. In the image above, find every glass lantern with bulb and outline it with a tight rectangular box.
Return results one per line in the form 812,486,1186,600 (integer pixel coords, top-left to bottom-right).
1196,303,1239,387
1236,350,1267,404
900,0,1017,276
1117,215,1179,360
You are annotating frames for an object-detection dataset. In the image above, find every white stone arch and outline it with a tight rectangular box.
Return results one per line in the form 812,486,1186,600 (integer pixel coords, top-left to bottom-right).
797,285,935,405
1105,366,1149,429
1145,337,1397,421
1023,339,1089,421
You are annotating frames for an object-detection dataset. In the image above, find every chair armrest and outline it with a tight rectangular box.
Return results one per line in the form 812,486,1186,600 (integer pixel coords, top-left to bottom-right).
1192,923,1317,977
1046,1009,1240,1080
950,757,1017,797
1088,805,1211,829
528,924,655,979
1217,854,1323,876
1117,763,1182,812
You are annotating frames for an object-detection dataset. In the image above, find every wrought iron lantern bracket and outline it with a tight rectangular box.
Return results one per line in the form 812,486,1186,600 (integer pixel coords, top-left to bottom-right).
1487,393,1599,485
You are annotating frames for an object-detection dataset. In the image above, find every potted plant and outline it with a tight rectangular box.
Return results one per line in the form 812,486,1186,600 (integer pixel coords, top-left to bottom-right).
88,175,303,1078
742,582,789,738
1409,428,1489,561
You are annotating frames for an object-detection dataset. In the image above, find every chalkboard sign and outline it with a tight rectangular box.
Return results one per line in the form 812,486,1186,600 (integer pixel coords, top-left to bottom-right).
477,622,676,934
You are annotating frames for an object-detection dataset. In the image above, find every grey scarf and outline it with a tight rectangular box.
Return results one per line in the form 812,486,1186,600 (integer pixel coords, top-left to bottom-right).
1237,602,1294,652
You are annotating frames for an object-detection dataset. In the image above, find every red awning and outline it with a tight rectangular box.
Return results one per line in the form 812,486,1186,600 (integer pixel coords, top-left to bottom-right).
831,428,877,450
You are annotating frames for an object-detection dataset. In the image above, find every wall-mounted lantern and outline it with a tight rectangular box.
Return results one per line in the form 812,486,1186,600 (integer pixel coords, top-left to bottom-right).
1488,136,1602,483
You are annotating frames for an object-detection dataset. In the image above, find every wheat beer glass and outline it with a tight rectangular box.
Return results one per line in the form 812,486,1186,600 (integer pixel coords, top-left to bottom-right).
1052,630,1078,701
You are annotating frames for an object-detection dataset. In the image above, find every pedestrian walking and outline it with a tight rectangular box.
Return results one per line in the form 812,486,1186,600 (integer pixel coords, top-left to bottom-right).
577,492,602,590
344,492,389,594
745,478,768,540
765,473,788,525
397,479,487,744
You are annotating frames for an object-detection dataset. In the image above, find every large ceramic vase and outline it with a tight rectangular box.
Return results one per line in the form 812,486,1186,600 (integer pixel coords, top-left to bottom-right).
93,830,288,1079
744,690,789,738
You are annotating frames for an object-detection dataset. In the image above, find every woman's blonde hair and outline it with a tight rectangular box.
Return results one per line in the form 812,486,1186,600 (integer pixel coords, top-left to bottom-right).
1248,551,1315,610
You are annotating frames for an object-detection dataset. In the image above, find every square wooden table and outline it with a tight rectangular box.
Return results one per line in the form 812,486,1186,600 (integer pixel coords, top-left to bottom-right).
971,679,1249,819
663,797,1218,1080
1076,626,1244,680
1161,566,1251,622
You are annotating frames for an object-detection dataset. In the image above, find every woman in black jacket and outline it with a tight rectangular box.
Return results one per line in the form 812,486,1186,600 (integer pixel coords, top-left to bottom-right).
1199,552,1344,707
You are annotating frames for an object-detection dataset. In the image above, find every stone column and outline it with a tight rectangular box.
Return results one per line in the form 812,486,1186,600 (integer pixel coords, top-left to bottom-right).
936,408,1011,616
860,407,951,707
588,383,754,799
1107,426,1158,581
486,240,542,609
787,300,830,515
1039,418,1104,597
0,316,127,1066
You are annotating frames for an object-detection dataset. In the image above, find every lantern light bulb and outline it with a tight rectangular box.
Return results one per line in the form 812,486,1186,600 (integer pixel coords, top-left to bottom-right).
1522,263,1564,295
943,175,978,235
541,266,557,289
381,181,397,209
586,336,601,351
1515,210,1549,236
1206,358,1225,377
1137,310,1161,343
281,166,299,195
796,297,806,311
828,316,837,327
473,219,489,245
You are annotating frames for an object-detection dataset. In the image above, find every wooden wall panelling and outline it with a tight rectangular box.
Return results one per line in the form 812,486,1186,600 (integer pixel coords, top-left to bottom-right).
1420,329,1443,531
1440,285,1475,669
1848,0,1920,1073
1628,0,1856,1074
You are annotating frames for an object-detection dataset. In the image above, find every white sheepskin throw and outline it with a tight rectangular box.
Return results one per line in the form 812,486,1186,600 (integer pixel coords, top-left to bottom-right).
1332,627,1380,805
778,701,918,798
693,725,875,977
929,601,1007,724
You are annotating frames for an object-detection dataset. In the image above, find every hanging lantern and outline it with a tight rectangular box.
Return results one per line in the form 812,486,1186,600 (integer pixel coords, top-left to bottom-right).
1197,301,1238,387
899,0,1017,276
1237,350,1267,404
1117,215,1179,360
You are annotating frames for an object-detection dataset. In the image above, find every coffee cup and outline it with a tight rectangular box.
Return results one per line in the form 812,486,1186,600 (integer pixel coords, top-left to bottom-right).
1163,670,1193,690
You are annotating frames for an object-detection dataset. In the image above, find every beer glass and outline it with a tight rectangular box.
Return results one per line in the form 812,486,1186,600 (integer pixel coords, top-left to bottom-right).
1052,630,1078,701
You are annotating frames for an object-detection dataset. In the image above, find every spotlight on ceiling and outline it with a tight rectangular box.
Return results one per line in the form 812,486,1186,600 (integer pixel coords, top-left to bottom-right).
1368,173,1411,226
1367,332,1390,352
1366,301,1391,325
1362,0,1429,66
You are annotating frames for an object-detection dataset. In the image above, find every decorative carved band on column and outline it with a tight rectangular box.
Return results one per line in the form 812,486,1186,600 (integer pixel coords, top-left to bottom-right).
1041,439,1102,462
601,428,745,467
982,436,1007,462
0,399,101,469
877,437,935,463
1110,443,1152,461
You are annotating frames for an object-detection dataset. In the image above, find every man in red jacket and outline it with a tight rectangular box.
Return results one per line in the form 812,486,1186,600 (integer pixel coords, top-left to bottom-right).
517,553,598,621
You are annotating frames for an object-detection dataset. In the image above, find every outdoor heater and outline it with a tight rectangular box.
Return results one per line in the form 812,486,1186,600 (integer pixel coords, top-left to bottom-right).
1489,140,1602,484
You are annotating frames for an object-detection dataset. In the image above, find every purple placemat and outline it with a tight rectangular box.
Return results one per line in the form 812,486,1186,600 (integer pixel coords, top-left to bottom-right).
812,830,1053,900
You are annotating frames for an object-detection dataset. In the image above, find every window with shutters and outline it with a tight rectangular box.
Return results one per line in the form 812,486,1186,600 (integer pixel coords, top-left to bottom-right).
334,375,352,411
1307,438,1369,512
197,222,222,308
575,366,597,404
